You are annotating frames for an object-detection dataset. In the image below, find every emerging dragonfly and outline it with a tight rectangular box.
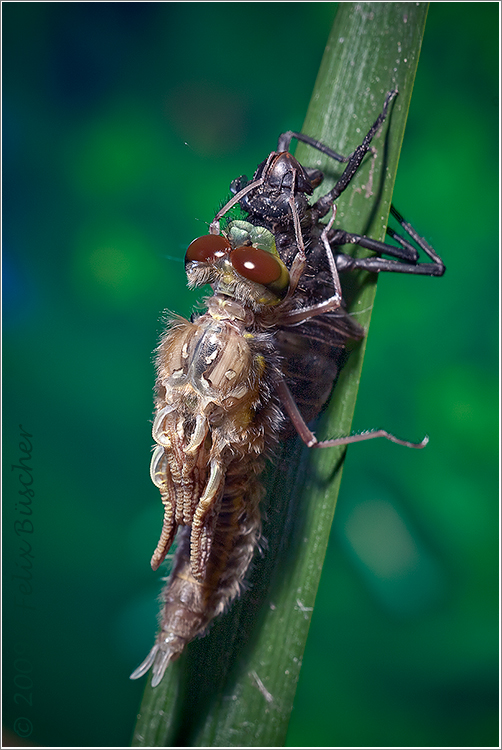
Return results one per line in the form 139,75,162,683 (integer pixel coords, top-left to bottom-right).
130,90,445,687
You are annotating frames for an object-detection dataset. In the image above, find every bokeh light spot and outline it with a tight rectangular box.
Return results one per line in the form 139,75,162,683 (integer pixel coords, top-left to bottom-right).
345,499,419,579
72,222,163,309
69,106,163,197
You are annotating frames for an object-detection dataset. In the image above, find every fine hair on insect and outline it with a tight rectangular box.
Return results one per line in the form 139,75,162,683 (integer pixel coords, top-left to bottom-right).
130,89,445,687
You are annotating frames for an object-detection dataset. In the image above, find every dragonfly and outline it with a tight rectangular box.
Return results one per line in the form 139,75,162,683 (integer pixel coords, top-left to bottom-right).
130,89,445,687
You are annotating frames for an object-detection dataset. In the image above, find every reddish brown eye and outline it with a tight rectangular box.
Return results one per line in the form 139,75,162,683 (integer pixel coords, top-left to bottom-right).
230,245,282,285
185,234,231,263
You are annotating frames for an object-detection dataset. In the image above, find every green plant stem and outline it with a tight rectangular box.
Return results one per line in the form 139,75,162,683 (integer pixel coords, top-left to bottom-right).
132,3,428,746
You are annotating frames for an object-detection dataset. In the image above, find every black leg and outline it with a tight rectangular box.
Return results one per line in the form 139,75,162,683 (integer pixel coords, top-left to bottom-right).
329,228,418,263
389,205,444,270
314,90,398,217
331,204,445,277
335,253,444,276
277,131,349,163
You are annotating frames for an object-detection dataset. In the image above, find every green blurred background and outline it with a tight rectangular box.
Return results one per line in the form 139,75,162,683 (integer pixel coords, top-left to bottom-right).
2,2,498,747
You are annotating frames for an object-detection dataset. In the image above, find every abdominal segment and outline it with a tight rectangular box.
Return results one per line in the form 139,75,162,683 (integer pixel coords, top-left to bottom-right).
131,311,281,685
131,465,263,687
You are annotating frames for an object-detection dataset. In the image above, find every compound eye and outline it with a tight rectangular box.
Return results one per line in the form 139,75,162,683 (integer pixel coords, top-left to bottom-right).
231,245,289,297
185,234,231,264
